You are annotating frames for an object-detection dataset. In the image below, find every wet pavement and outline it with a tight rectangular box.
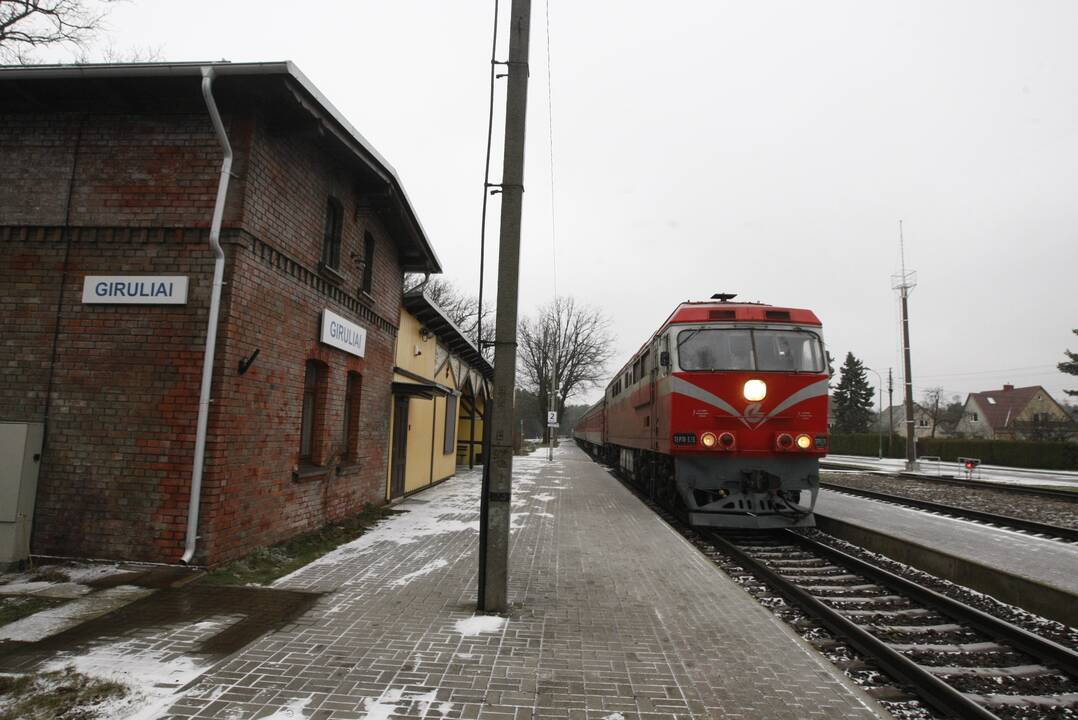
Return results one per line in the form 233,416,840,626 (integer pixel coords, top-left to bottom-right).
0,585,321,672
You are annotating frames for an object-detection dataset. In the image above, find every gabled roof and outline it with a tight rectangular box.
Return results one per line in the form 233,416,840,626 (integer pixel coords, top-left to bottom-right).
879,403,928,424
966,385,1041,430
403,288,493,381
0,61,441,273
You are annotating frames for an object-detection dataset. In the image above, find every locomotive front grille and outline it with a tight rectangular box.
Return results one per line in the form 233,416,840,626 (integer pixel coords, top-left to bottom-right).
739,468,782,495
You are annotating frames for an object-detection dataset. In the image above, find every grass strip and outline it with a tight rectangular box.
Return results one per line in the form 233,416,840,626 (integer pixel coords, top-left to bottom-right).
0,595,67,628
0,665,126,720
199,502,396,586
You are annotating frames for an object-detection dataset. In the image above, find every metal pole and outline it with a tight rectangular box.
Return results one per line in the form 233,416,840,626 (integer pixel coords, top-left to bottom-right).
866,367,882,459
548,345,556,461
878,383,883,458
887,368,894,453
479,0,531,613
900,289,918,470
468,395,476,469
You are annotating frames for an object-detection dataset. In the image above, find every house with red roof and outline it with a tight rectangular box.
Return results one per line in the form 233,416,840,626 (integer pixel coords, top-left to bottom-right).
954,384,1075,441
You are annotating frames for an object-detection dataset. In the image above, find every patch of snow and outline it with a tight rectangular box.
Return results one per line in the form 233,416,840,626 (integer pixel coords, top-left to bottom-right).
361,688,402,720
273,478,482,587
390,559,448,587
0,581,54,595
48,651,209,720
453,615,506,636
602,714,626,720
531,494,556,502
0,585,152,642
62,563,129,584
256,695,314,719
358,688,451,720
187,683,229,703
41,613,241,720
456,653,475,659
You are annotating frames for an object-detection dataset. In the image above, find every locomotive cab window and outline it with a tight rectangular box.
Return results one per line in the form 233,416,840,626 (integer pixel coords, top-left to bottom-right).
678,329,754,371
677,327,824,373
754,329,825,372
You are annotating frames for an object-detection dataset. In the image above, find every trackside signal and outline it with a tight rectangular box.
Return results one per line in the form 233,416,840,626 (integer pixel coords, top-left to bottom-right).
958,457,981,477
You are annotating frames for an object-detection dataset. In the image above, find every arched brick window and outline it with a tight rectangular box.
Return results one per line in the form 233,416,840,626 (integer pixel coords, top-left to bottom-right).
343,371,362,461
300,360,327,464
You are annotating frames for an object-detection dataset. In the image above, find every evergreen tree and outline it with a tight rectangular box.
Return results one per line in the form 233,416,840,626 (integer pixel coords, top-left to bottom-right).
832,352,875,432
1060,329,1078,397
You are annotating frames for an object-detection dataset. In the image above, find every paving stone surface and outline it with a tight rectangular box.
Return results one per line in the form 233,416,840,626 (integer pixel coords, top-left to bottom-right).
159,445,891,719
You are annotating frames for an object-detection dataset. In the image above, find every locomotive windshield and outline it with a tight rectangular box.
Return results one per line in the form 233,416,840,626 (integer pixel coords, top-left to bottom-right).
676,327,825,373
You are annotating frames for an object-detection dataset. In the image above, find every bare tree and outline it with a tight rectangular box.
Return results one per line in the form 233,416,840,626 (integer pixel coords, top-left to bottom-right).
0,0,113,63
922,386,945,438
517,297,615,440
404,275,493,359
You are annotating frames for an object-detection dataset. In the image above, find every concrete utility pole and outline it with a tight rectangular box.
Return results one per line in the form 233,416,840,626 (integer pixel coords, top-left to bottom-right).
887,368,894,449
548,341,557,461
892,221,919,471
478,0,531,614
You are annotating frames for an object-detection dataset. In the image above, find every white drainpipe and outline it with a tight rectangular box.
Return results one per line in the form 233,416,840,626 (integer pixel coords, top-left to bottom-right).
182,67,233,564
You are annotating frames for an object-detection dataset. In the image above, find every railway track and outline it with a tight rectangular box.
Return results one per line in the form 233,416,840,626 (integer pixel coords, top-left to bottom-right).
819,482,1078,543
824,468,1078,503
706,529,1078,720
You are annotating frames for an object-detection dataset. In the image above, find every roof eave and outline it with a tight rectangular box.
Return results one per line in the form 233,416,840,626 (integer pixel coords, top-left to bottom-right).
0,61,442,274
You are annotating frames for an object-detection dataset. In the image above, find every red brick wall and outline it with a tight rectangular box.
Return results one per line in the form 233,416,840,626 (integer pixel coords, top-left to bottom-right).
1,96,407,565
0,226,214,561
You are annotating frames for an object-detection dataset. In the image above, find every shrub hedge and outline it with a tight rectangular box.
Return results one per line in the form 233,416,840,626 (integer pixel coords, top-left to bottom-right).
829,433,1078,470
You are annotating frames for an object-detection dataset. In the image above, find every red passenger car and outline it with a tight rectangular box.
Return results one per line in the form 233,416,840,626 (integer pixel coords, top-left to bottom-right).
574,294,829,528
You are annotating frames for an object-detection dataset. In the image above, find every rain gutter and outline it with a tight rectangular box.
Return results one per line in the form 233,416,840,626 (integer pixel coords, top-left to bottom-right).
182,66,232,565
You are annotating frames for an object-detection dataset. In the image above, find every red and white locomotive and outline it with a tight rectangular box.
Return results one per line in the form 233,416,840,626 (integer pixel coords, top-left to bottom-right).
573,294,830,529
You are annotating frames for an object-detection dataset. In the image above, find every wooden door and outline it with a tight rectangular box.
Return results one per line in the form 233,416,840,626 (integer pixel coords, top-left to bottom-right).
390,396,409,499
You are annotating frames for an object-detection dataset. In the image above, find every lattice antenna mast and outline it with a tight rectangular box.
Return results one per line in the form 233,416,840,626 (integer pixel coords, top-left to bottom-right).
891,219,918,298
891,220,919,471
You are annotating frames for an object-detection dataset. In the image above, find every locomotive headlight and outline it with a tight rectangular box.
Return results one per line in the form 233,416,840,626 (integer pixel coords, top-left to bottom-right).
796,433,812,450
743,379,767,401
701,432,717,448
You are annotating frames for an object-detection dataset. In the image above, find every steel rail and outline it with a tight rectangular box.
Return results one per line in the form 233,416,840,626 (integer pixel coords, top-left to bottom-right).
706,530,1002,720
785,530,1078,679
819,483,1078,543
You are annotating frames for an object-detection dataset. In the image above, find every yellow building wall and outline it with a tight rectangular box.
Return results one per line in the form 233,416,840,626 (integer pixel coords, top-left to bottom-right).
432,393,459,483
457,393,485,465
395,311,437,377
387,309,469,498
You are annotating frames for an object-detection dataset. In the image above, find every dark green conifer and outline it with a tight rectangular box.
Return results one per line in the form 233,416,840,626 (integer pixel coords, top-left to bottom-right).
832,352,875,433
1060,329,1078,397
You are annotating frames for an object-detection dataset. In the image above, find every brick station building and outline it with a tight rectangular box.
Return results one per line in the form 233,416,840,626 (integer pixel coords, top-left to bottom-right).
0,62,443,566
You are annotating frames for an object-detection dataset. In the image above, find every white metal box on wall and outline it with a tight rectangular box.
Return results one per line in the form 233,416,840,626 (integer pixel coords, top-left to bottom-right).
0,422,44,570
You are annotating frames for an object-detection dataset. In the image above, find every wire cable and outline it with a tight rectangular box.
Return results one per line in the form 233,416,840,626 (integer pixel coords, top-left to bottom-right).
544,0,561,426
544,0,559,306
476,0,500,354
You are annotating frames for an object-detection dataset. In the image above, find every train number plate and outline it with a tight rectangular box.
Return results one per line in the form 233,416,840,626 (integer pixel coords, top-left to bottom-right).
672,433,697,446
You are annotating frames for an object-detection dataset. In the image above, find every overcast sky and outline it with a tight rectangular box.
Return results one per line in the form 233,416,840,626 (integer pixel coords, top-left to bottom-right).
42,0,1078,408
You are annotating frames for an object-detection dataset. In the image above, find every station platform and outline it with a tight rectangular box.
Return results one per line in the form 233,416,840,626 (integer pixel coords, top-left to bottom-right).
152,445,889,719
814,489,1078,627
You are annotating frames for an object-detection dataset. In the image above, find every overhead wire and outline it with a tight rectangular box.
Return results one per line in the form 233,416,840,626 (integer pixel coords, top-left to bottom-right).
544,0,561,416
476,0,500,355
544,0,559,306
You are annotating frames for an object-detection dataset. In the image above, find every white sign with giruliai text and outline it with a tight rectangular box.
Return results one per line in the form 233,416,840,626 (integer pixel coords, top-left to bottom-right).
320,309,367,357
82,276,188,304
